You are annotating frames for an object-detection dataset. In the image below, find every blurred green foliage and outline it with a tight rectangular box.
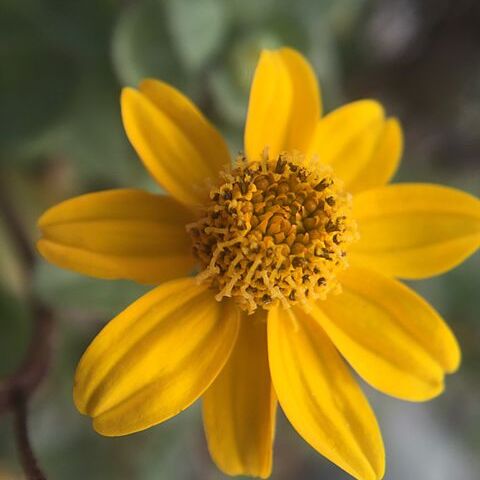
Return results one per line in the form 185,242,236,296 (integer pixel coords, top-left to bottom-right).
1,0,479,479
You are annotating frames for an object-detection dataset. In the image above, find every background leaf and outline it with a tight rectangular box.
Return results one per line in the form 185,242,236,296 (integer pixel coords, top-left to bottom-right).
112,0,183,88
164,0,228,73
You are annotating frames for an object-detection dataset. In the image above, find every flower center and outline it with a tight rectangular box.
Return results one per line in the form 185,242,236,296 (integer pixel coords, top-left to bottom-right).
188,152,358,313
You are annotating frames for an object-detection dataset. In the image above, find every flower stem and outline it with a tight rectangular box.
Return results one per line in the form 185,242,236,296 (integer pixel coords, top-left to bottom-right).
13,389,47,480
0,175,53,479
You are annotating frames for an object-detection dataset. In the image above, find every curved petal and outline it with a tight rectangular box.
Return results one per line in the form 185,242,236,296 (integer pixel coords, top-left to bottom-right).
314,266,460,401
121,83,230,207
74,278,240,436
245,47,321,161
351,183,480,278
203,310,276,479
346,118,403,193
307,100,390,190
37,189,195,284
268,305,384,480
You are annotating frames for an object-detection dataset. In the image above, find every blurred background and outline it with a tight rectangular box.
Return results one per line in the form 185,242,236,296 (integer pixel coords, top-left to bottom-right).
1,0,479,478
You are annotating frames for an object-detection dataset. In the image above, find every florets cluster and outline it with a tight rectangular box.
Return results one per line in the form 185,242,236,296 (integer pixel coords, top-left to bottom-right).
188,152,358,313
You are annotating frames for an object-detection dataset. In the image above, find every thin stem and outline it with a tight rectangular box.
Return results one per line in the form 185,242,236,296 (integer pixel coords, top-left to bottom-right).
0,173,53,479
12,390,47,480
0,177,36,271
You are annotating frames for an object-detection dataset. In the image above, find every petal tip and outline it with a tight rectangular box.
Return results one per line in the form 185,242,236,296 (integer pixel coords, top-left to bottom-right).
36,238,51,261
366,99,385,119
138,78,170,98
409,379,445,402
211,460,272,480
277,46,303,58
120,86,141,111
72,382,88,416
138,77,157,89
37,202,60,229
37,212,48,230
445,342,462,374
92,417,119,437
36,238,45,255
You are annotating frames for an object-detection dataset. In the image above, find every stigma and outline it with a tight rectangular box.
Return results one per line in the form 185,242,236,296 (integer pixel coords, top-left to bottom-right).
187,151,358,313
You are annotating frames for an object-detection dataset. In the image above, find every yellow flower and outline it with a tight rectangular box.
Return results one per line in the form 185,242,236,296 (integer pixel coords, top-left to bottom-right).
37,48,480,480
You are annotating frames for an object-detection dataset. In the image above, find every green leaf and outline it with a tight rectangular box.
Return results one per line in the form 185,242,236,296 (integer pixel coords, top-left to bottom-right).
228,0,276,24
57,71,146,186
112,0,183,88
164,0,228,72
0,6,77,156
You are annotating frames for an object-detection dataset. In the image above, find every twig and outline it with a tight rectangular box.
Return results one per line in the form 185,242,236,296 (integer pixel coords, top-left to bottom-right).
12,390,47,480
0,300,54,414
0,174,53,479
0,181,36,271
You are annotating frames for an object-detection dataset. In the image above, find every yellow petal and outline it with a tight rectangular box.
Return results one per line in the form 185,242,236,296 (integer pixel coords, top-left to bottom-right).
245,48,321,161
351,183,480,278
121,84,230,207
203,311,276,479
307,100,387,189
314,266,460,401
139,78,231,171
346,118,403,193
37,189,195,284
74,278,240,436
268,305,384,480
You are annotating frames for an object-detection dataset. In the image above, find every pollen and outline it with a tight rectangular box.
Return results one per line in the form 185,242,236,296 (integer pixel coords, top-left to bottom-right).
187,151,358,313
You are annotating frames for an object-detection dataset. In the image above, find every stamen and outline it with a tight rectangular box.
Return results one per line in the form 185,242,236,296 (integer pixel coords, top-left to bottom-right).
187,151,358,313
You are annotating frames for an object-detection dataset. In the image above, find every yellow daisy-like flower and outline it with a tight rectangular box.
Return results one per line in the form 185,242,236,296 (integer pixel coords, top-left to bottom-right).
38,48,480,480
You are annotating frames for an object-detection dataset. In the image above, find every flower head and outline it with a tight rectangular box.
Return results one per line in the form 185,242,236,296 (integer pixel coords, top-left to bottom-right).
37,48,480,480
188,152,358,313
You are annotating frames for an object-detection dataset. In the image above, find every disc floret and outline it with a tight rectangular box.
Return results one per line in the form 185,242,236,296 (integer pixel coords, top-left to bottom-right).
188,151,358,313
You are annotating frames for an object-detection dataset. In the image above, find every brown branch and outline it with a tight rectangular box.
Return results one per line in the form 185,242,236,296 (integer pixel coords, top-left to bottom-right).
0,180,36,271
0,300,54,414
0,174,53,479
12,390,47,480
